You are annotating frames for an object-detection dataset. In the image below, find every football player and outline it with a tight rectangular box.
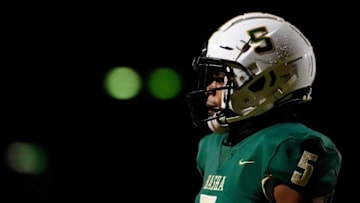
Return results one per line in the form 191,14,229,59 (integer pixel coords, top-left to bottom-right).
186,12,342,203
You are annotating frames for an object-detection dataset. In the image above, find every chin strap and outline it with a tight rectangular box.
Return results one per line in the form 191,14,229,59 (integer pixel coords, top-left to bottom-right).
207,117,229,133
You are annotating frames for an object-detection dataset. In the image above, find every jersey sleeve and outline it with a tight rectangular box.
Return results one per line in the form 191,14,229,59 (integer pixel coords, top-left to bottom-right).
268,135,342,198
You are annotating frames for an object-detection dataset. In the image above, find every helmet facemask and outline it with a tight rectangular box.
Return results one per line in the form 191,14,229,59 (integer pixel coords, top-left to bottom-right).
186,57,252,128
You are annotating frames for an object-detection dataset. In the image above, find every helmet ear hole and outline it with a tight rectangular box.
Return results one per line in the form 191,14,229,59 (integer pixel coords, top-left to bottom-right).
248,76,266,92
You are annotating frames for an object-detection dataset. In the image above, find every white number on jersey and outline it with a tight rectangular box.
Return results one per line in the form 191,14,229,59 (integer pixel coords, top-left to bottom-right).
200,194,217,203
291,150,318,186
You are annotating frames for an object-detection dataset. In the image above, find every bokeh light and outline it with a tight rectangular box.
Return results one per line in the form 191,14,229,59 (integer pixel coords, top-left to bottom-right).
6,142,48,175
147,67,182,100
104,66,142,100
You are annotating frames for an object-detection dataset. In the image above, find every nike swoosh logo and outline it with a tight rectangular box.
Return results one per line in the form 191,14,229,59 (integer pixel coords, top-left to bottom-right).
239,159,255,165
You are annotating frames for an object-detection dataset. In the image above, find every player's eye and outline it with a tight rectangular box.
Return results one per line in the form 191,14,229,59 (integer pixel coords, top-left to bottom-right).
213,72,226,83
214,77,224,83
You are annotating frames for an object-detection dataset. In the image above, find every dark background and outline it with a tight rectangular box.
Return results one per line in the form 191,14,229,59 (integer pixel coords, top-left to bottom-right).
2,2,353,202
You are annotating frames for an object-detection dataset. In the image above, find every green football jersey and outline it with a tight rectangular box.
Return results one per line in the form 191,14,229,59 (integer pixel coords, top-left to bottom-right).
195,122,342,203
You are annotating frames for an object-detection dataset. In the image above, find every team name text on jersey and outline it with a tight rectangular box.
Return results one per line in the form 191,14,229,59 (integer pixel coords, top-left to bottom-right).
203,175,226,191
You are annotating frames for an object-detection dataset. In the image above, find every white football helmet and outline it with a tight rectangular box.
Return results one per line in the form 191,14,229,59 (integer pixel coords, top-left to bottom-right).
186,12,316,132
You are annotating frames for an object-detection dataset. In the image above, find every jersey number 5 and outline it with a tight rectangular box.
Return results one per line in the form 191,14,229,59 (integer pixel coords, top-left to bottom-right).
291,150,318,186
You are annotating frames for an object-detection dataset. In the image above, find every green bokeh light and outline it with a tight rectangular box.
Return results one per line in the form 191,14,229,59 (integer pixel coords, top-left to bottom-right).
104,66,142,100
148,67,182,100
6,142,48,175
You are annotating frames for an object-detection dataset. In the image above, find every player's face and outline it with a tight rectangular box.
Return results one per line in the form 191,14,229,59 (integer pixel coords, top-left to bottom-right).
206,72,226,116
